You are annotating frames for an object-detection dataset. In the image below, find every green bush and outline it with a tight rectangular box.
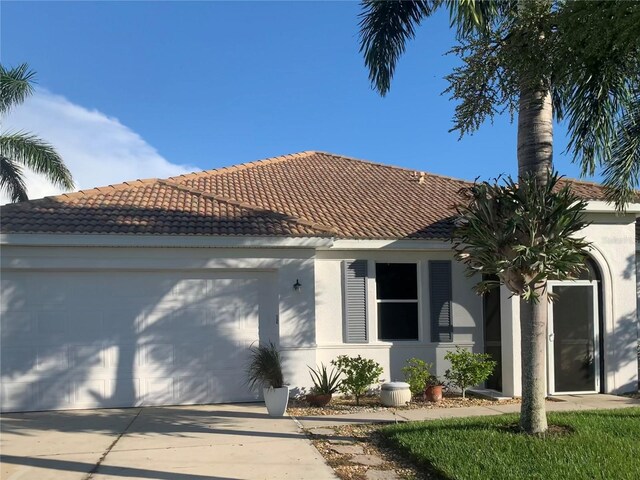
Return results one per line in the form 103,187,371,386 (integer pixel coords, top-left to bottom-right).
444,347,496,398
402,358,433,396
331,355,383,405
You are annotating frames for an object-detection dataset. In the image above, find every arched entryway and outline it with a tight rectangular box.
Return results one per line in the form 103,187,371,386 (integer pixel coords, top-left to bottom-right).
547,258,604,394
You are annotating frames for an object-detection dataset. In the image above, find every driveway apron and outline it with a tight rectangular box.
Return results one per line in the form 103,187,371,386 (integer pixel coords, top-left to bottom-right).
0,403,336,480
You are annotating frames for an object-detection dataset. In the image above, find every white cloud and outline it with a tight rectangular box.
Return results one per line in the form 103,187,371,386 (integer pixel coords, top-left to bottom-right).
1,90,197,204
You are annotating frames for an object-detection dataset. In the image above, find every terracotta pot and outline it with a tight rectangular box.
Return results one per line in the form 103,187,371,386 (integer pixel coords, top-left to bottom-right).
306,393,332,407
424,385,443,403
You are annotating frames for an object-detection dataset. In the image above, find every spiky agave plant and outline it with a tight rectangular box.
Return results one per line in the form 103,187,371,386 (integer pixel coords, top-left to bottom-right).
246,342,284,391
308,363,342,395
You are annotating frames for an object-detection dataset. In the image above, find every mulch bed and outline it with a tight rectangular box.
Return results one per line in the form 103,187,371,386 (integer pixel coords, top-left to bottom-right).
288,393,521,417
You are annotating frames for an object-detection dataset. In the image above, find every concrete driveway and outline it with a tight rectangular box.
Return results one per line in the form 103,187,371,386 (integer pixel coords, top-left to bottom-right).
0,403,336,480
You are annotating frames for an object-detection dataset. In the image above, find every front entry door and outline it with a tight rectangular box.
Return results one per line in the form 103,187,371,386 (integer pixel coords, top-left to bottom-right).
547,281,599,394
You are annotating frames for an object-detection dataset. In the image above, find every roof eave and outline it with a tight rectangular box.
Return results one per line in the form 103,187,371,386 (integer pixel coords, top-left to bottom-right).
0,233,334,249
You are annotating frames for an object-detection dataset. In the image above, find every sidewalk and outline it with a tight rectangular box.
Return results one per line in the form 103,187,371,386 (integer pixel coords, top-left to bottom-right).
293,394,640,429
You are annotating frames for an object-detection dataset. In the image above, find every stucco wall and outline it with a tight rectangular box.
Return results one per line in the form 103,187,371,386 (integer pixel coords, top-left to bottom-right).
313,249,483,384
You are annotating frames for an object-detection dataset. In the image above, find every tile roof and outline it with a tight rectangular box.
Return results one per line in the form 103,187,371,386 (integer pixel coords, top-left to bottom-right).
0,151,633,240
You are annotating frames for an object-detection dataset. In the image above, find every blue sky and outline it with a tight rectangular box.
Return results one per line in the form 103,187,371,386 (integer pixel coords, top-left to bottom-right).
2,0,590,199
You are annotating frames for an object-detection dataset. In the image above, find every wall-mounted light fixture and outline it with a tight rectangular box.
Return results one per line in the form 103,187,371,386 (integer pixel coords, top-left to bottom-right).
293,279,302,292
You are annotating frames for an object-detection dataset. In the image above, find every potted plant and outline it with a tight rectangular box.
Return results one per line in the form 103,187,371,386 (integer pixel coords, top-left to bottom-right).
424,375,444,403
246,342,289,416
306,364,341,407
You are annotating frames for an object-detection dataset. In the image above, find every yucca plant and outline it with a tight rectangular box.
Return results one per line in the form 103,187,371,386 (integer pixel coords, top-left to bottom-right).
246,342,284,391
308,363,342,395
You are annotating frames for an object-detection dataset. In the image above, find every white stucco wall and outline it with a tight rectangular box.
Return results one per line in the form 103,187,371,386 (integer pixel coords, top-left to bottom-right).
313,248,483,385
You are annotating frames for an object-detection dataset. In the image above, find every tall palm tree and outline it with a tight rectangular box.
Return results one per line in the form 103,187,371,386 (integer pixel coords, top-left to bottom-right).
359,0,639,434
0,63,74,202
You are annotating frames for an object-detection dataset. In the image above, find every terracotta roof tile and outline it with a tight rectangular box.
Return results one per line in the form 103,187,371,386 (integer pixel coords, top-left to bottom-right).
0,181,329,237
0,151,634,239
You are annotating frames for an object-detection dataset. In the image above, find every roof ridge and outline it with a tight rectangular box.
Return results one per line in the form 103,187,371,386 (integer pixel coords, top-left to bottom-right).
157,179,338,235
166,150,318,182
313,151,474,185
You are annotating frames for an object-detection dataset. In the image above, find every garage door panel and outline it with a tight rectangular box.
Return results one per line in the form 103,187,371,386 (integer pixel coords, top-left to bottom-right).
69,344,107,369
1,312,36,345
37,380,72,409
143,344,174,367
72,379,107,405
36,349,69,372
1,346,37,373
1,270,270,412
1,382,37,411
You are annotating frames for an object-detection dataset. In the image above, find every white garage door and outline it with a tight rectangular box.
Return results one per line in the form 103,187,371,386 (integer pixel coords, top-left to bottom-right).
1,270,276,412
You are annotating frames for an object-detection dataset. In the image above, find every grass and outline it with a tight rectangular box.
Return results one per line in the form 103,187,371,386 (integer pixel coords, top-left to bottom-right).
380,407,640,480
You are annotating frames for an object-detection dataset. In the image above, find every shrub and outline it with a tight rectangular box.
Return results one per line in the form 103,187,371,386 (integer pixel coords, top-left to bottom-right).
444,347,496,398
308,363,342,394
331,355,383,405
402,358,433,396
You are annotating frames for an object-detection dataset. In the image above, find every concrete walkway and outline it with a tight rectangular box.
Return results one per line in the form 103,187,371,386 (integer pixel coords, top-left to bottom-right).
0,403,337,480
293,394,640,429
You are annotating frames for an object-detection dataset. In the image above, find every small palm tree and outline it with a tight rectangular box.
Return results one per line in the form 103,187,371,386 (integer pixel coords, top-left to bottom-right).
0,63,74,202
453,172,591,431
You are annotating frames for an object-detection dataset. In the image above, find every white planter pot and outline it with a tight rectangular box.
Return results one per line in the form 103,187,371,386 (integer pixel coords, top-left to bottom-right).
263,386,289,417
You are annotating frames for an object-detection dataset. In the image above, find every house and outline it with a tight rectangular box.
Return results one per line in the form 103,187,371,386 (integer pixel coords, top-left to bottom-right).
1,151,638,412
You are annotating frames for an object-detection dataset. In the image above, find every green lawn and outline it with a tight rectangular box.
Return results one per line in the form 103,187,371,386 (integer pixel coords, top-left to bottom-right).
380,407,640,480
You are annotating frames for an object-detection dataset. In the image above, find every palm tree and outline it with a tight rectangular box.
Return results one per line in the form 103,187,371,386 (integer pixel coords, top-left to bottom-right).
359,0,639,434
1,63,74,202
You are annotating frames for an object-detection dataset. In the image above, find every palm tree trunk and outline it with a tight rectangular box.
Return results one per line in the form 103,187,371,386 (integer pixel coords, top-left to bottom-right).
517,87,553,182
517,86,553,434
519,286,549,434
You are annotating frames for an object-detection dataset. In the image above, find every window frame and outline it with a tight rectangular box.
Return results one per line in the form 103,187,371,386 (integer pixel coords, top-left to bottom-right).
374,262,421,342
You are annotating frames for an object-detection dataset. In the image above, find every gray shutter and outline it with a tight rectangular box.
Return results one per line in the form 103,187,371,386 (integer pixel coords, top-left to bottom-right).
343,260,368,343
429,260,453,342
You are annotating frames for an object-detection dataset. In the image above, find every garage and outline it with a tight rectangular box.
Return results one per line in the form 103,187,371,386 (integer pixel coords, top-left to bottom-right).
1,270,277,412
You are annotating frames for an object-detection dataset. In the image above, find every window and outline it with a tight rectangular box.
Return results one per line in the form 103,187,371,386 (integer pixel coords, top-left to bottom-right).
376,263,418,340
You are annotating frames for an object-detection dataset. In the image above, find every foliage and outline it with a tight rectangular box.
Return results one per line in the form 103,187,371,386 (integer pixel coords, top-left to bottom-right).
308,363,342,395
0,63,74,202
359,0,640,209
444,347,496,398
381,408,640,480
245,342,284,391
452,172,591,303
331,354,383,406
426,375,444,387
402,358,433,395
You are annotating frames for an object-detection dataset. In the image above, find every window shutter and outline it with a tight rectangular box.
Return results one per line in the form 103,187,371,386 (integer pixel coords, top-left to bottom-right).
429,260,453,342
343,260,368,343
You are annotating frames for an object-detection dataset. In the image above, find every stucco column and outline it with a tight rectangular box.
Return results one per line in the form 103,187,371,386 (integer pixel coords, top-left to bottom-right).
500,285,522,397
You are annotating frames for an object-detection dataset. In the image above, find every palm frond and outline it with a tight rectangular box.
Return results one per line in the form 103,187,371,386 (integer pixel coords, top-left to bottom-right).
359,0,435,96
443,0,502,38
0,63,35,115
603,92,640,208
0,132,74,191
0,155,28,203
